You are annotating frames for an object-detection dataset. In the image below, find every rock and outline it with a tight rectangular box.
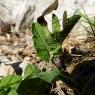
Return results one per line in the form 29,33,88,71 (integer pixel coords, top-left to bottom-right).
0,64,15,77
0,56,10,63
0,0,57,31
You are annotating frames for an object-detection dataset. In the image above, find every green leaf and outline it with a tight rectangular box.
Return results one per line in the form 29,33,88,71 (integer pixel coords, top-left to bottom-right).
8,89,17,95
24,64,60,83
17,78,48,95
0,89,7,95
52,14,60,32
60,15,81,42
18,68,60,95
24,64,40,79
46,33,61,56
50,45,62,56
32,23,50,61
17,63,60,95
62,11,67,29
0,75,22,89
38,68,60,83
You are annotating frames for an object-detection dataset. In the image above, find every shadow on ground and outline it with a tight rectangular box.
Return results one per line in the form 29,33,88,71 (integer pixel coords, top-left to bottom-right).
71,59,95,95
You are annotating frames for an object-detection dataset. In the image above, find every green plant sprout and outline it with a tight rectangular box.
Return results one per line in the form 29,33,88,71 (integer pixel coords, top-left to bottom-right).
32,13,81,61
